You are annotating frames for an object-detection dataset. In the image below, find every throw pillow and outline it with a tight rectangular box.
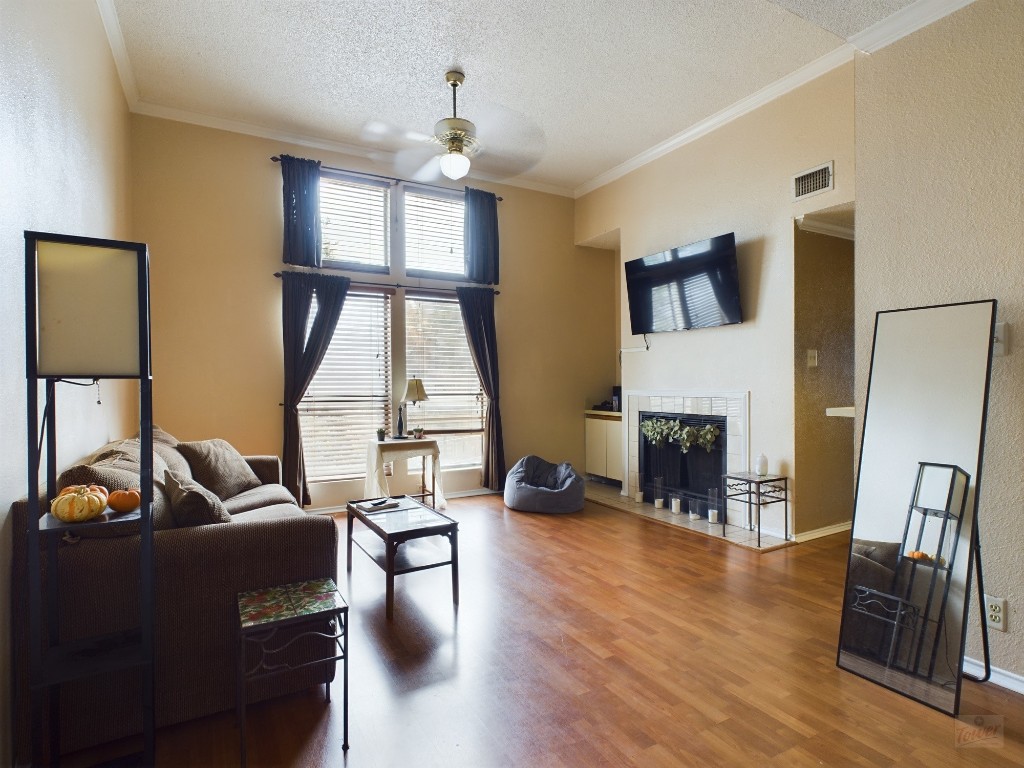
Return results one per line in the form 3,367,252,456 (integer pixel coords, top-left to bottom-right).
164,470,231,527
176,438,262,501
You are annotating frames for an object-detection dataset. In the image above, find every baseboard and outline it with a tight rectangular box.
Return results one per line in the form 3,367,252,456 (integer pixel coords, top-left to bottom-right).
962,657,1024,696
445,488,499,499
307,505,344,516
793,521,852,543
307,488,497,516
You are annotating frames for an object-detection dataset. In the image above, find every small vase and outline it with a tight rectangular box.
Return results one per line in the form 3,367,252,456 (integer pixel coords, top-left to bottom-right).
755,453,768,476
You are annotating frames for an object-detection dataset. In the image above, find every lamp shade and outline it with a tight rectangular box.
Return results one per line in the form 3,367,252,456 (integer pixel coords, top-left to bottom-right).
439,151,470,180
402,377,428,403
32,237,145,377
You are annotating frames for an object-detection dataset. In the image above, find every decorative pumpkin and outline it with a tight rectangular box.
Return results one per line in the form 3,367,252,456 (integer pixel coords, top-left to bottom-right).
50,485,108,523
58,483,108,501
107,488,142,513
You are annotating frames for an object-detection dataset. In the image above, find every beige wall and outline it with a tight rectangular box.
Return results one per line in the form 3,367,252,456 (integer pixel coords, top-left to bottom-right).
855,0,1023,675
130,116,617,505
0,0,135,760
793,227,854,533
575,63,856,535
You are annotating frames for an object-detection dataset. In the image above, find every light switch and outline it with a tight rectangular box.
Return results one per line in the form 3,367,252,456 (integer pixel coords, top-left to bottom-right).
993,322,1008,357
807,349,818,368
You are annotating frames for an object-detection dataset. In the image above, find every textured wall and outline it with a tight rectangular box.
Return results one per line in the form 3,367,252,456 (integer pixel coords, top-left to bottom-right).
130,116,617,507
855,0,1024,675
575,63,856,536
793,227,855,533
0,0,135,760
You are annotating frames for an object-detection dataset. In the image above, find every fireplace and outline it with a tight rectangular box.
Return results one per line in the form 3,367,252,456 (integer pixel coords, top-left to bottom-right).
638,411,727,515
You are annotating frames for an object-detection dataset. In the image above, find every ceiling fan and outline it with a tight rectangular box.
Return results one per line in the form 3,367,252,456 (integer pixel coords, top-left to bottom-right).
381,69,545,184
432,70,479,180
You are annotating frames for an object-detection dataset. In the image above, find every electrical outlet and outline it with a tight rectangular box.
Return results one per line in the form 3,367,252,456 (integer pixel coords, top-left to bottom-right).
985,595,1008,632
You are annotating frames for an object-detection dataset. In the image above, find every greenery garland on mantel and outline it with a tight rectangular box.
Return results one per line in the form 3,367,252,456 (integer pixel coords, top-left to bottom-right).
639,417,721,453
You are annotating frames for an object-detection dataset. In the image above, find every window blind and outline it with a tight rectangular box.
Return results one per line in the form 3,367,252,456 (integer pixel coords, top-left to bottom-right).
405,190,465,276
320,174,390,268
299,292,391,480
405,295,484,469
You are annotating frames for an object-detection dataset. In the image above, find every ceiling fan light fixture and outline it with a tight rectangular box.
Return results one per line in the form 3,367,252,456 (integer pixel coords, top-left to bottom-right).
432,70,479,181
439,148,470,180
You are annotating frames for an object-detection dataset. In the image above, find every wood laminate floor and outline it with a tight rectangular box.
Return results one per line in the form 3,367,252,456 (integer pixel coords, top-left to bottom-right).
73,496,1024,766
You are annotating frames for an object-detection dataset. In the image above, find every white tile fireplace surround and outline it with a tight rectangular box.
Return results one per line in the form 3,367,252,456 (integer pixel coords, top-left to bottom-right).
624,390,749,499
584,389,790,552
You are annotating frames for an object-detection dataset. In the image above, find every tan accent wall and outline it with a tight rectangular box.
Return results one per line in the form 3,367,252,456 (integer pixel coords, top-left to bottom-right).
0,1,135,759
129,116,617,505
855,0,1023,675
575,63,856,536
793,227,854,533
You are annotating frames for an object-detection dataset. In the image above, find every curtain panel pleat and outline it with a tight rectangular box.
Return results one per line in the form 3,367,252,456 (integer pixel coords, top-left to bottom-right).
281,154,323,267
464,187,499,284
282,271,351,504
456,286,506,490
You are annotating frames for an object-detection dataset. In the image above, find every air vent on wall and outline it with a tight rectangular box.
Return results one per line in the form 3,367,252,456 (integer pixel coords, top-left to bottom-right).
792,162,833,201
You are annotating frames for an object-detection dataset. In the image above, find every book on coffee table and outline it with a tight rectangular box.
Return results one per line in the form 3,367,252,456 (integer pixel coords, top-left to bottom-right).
355,498,400,514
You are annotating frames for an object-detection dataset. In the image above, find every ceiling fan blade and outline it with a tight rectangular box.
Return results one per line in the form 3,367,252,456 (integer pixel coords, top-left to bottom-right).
394,146,441,181
467,101,546,179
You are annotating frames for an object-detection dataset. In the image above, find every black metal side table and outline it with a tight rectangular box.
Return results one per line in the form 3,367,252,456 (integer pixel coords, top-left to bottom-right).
236,578,349,765
722,472,789,547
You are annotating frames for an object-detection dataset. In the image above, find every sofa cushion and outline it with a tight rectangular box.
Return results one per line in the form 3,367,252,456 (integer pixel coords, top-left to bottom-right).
230,504,307,523
176,439,262,501
164,470,231,527
58,446,175,532
223,484,298,515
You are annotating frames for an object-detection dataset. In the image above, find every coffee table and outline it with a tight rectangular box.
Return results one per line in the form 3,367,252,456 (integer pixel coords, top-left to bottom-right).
346,495,459,620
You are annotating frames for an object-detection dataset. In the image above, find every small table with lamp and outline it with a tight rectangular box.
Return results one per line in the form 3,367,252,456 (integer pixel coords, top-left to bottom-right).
364,438,445,509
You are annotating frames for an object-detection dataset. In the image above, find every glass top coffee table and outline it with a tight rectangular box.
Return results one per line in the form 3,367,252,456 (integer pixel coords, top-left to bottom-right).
346,495,459,620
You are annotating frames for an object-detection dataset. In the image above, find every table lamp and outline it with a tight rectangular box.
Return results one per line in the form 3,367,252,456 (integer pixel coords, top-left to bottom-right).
395,376,428,439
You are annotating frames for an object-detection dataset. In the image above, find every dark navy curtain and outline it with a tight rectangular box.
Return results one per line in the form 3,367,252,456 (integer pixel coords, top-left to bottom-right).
456,286,506,490
282,272,350,505
280,154,322,267
464,187,499,284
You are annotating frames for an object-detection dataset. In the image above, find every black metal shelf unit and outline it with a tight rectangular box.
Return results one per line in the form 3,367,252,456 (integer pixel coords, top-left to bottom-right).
897,462,969,680
23,231,155,766
849,462,969,679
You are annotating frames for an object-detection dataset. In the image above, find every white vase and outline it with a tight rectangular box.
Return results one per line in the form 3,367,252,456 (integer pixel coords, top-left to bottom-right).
755,453,768,476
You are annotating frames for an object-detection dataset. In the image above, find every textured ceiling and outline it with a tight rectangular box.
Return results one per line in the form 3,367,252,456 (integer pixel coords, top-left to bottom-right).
108,0,922,194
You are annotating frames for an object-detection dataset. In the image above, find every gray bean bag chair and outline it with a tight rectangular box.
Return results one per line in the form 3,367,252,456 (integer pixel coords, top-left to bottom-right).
504,455,585,513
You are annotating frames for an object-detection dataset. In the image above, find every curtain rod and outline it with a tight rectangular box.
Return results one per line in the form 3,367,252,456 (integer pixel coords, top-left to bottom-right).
271,156,502,200
272,272,499,295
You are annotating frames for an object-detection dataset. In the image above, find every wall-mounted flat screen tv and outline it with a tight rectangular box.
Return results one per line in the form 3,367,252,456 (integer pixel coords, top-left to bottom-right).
624,232,742,335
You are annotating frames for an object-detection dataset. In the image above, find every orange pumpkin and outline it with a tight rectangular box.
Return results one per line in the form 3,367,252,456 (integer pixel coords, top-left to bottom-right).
107,488,142,513
50,486,108,523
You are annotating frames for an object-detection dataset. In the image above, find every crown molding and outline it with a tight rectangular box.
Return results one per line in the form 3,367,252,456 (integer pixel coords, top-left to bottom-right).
847,0,977,54
573,44,856,198
131,101,383,160
96,0,138,106
795,216,855,241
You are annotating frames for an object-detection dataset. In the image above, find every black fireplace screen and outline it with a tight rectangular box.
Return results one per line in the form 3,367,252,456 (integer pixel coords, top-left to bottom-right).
638,411,726,513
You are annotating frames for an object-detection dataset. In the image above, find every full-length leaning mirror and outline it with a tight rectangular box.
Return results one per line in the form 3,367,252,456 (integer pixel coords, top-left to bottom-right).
837,300,996,715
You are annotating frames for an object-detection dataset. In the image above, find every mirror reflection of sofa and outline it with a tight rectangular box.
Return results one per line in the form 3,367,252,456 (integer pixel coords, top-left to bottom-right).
842,538,910,662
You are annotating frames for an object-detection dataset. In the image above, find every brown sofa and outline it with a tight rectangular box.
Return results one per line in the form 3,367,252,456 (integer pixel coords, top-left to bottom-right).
10,428,339,760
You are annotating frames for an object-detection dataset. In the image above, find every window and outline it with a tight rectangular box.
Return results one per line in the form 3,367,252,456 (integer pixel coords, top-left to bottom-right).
299,292,391,480
320,175,390,270
405,296,484,469
405,190,465,276
299,171,486,484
